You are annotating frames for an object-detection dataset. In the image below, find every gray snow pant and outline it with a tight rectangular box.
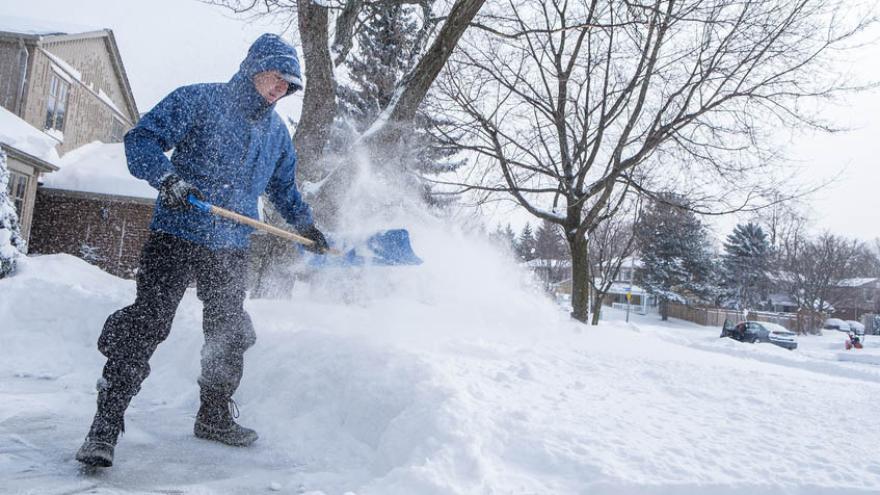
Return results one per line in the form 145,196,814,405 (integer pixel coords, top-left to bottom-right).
96,231,256,407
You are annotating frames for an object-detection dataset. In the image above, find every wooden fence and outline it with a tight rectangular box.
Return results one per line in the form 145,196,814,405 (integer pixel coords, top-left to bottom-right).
666,303,825,334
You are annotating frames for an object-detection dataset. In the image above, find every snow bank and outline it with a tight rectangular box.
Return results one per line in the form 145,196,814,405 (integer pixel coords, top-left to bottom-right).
43,141,157,199
3,152,880,493
3,252,880,494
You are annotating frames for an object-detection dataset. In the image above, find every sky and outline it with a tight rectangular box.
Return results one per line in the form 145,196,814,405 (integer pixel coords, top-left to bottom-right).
1,0,878,242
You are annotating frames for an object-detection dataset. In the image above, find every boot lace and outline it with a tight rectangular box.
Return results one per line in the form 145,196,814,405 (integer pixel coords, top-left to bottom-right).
228,399,240,419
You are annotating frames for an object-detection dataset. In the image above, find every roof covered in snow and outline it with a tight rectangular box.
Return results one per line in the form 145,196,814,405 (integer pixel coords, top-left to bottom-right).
769,293,798,307
836,277,879,288
0,105,60,170
0,16,103,38
41,141,157,200
614,256,644,269
606,282,648,295
521,258,571,268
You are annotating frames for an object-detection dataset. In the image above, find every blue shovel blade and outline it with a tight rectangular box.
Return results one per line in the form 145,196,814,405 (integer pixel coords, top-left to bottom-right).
305,229,422,267
366,229,422,265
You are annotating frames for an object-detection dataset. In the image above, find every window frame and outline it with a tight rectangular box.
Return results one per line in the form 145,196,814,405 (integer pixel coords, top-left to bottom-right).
45,70,71,133
109,117,125,143
6,170,29,217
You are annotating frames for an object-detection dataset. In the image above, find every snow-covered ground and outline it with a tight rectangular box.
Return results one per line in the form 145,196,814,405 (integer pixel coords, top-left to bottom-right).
2,248,880,494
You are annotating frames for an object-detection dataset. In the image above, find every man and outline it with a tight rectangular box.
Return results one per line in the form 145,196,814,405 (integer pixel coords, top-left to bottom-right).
76,34,328,468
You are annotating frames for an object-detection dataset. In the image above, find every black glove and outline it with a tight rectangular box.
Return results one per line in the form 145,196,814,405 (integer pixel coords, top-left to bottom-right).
298,224,329,254
159,174,204,209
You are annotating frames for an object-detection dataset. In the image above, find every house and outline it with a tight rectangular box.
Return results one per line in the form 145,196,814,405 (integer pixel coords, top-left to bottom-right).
601,257,651,314
768,292,799,314
522,258,570,291
28,142,155,278
829,277,880,321
0,18,139,153
0,18,140,242
0,105,59,242
551,256,653,314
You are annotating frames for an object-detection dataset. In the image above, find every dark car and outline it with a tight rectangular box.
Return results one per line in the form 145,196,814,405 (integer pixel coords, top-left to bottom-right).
720,320,798,350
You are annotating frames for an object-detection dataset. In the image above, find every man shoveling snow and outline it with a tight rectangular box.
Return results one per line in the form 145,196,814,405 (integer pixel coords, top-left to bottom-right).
76,33,329,468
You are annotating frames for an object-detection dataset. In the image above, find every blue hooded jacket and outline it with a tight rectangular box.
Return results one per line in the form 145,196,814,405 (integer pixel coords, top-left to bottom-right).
125,34,313,250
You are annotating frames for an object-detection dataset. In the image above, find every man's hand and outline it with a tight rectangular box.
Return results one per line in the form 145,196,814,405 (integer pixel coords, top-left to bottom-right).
298,224,329,254
159,174,204,209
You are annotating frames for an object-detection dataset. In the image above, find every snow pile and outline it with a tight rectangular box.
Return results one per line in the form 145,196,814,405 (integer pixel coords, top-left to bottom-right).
3,247,880,493
0,105,61,166
43,141,157,199
3,151,880,493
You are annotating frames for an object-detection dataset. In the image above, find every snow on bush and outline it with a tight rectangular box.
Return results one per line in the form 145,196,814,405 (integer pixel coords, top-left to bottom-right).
0,148,26,278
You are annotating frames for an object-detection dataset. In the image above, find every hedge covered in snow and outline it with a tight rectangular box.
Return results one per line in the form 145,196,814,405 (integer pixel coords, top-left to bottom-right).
0,148,25,278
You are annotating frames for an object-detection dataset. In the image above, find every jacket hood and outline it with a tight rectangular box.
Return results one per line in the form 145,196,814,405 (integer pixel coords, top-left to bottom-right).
238,33,303,94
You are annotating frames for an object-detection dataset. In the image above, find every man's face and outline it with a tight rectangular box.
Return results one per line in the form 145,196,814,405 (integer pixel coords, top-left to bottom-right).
252,70,290,104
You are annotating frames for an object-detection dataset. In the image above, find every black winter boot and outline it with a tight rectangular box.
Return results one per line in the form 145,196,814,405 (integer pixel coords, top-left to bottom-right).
76,384,129,467
194,389,258,447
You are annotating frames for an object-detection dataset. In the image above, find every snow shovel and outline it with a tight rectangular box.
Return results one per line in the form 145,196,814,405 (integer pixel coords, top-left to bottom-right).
187,195,422,266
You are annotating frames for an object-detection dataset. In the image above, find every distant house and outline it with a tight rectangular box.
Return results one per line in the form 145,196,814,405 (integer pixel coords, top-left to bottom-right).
829,278,880,321
551,256,653,314
522,258,570,290
768,293,799,314
601,257,652,314
0,18,143,270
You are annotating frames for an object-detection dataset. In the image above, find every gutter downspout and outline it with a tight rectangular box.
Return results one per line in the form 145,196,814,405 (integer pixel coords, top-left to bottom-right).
16,38,30,117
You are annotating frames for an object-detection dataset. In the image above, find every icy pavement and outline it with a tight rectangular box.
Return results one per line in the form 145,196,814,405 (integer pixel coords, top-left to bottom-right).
2,254,880,494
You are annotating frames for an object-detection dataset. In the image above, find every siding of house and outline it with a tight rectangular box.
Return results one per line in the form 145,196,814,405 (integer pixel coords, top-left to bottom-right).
13,36,136,154
0,40,27,112
29,188,153,278
829,282,880,321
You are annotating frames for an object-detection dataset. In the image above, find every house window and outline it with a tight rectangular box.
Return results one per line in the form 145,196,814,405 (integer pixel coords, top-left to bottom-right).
6,171,28,217
45,72,70,132
109,117,125,143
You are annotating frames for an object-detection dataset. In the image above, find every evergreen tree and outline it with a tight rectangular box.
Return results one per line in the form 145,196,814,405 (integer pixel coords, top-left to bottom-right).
0,148,25,278
721,223,772,310
503,223,517,251
334,2,464,205
516,222,537,261
490,222,518,254
534,219,566,260
336,3,416,132
635,193,716,320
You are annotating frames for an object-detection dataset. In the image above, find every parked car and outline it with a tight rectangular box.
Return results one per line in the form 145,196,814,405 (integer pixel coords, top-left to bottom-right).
845,320,865,336
721,320,798,350
823,318,851,333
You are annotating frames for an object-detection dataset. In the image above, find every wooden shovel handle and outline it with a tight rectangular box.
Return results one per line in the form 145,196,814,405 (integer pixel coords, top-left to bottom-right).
188,195,340,255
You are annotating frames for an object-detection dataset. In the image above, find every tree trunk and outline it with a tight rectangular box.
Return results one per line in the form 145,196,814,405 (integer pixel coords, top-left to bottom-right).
590,290,603,325
569,236,590,323
660,298,669,321
294,0,337,182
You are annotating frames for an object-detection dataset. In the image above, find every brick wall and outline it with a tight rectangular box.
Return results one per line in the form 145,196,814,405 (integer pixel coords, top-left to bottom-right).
29,188,154,278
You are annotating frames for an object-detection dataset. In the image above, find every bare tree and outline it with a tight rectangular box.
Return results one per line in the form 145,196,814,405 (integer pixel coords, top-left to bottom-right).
780,233,864,312
587,196,641,325
430,0,874,322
